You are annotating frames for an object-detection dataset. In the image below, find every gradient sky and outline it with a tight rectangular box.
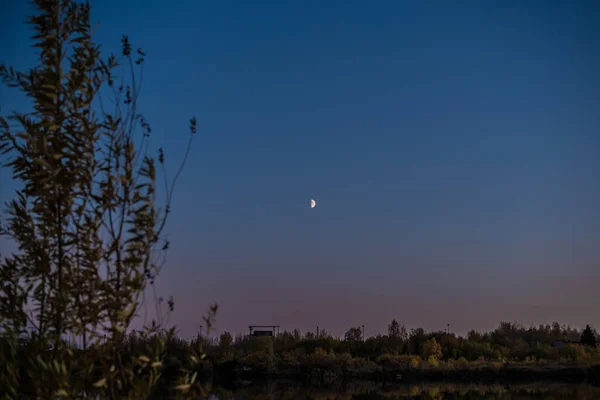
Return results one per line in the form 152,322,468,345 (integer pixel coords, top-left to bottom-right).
1,0,599,339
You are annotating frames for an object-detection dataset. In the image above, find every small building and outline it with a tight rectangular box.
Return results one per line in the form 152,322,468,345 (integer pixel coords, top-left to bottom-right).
252,330,273,337
248,325,280,337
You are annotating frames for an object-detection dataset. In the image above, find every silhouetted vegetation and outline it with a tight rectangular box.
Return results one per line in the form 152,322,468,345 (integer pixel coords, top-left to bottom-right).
158,320,600,384
0,0,212,398
9,320,593,390
581,325,597,347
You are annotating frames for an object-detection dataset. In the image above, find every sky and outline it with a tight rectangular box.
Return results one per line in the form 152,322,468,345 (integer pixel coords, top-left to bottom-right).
1,0,599,339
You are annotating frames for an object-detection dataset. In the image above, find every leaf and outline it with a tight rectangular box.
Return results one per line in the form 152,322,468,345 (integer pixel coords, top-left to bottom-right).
93,378,107,387
117,303,135,319
55,389,68,396
138,355,150,363
174,384,191,391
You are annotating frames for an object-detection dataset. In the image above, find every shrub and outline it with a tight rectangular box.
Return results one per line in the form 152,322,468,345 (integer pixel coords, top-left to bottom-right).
559,344,588,363
346,357,381,375
376,354,422,370
455,357,469,369
243,351,273,372
427,355,440,367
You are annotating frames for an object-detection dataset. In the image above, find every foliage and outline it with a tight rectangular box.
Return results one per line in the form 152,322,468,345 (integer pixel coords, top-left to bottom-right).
219,331,233,348
0,0,211,398
421,338,443,361
204,320,600,381
243,351,273,372
344,326,363,342
376,353,421,370
581,324,597,347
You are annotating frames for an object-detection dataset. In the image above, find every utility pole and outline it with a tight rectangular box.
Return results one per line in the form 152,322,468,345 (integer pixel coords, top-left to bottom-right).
362,325,365,341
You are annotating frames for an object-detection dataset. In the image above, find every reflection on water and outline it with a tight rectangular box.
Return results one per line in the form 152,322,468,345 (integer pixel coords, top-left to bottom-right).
208,382,600,400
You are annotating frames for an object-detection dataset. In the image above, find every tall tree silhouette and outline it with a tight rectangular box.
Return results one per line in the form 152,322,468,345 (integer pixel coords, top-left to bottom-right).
345,326,363,342
580,325,597,347
388,319,400,338
388,319,408,341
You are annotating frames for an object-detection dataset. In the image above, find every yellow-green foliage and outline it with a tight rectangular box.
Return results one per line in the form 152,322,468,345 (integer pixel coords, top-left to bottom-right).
0,0,206,398
454,356,469,369
559,344,588,362
421,338,443,361
427,355,440,367
310,347,337,369
277,351,301,369
376,353,422,370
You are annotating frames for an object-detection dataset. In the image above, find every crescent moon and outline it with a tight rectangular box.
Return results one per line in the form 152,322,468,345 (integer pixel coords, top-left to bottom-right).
310,199,316,209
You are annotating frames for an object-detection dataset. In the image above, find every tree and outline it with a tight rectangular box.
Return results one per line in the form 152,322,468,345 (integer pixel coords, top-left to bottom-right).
0,0,202,397
581,325,597,347
317,328,332,339
399,325,408,341
388,319,408,341
408,327,426,355
420,338,443,360
388,319,400,338
344,326,363,342
219,331,233,348
292,328,302,341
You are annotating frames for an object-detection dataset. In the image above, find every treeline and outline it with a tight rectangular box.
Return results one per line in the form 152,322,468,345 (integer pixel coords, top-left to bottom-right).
107,320,600,383
6,321,600,396
201,320,599,366
10,320,600,392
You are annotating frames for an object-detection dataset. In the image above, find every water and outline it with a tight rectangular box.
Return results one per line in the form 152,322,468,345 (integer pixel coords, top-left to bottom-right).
207,382,600,399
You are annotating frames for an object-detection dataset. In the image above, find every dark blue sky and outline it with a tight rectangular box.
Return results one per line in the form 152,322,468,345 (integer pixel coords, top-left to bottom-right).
1,0,599,338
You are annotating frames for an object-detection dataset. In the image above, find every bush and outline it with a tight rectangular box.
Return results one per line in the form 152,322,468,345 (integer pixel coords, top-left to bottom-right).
346,357,381,375
278,351,300,369
376,354,422,370
559,344,588,363
243,351,273,372
427,355,440,367
455,357,469,369
421,338,443,360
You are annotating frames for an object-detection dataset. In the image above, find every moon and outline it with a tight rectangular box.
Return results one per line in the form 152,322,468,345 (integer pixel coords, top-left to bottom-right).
310,199,316,209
